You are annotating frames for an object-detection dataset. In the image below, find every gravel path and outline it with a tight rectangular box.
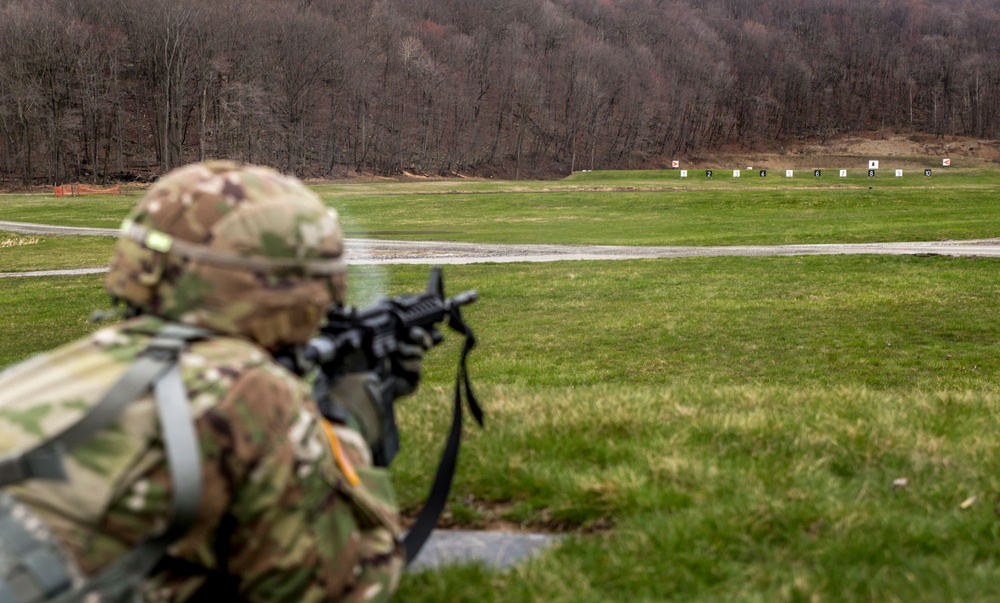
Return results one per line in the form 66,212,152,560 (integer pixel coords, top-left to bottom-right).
4,220,1000,278
345,237,1000,263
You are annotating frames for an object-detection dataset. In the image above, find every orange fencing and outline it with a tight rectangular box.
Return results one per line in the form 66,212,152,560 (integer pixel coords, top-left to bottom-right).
78,185,121,195
54,184,122,196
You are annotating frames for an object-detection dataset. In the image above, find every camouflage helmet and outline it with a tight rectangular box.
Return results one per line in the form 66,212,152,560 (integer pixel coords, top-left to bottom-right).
106,161,346,348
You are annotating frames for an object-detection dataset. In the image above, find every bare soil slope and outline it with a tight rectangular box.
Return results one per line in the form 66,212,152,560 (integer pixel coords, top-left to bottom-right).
679,132,1000,170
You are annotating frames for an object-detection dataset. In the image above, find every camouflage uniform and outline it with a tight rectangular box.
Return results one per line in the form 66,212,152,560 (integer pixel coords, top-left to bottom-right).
0,162,404,602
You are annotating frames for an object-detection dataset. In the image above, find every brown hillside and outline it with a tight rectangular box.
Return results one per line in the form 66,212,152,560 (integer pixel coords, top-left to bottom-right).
676,133,1000,171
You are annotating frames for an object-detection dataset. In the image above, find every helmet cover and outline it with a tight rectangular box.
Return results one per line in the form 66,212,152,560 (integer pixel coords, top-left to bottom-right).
106,161,346,348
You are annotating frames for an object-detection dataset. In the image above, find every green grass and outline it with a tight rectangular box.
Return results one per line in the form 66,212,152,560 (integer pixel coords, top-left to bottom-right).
319,169,1000,245
0,233,115,272
5,258,1000,601
0,193,136,227
398,385,1000,602
7,257,1000,388
0,274,114,366
329,185,1000,245
2,170,1000,251
388,259,1000,602
5,174,1000,601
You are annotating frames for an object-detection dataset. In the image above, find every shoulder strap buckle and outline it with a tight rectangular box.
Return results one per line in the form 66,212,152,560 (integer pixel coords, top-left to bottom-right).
0,442,68,487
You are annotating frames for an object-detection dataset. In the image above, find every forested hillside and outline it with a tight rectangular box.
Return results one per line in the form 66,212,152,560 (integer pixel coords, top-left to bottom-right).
1,0,997,185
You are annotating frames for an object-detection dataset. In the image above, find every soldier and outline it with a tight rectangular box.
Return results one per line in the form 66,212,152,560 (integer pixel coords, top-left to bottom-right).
0,161,423,602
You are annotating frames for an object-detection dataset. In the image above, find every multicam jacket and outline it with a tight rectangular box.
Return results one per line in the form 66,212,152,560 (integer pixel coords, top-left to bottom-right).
0,315,403,602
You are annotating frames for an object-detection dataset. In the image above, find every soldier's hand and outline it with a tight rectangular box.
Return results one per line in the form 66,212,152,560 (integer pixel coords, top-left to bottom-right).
390,326,436,397
320,372,383,447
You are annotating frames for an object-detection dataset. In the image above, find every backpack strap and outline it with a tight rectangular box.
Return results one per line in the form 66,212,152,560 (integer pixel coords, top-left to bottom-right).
0,323,210,603
0,324,208,488
0,493,78,603
0,353,171,486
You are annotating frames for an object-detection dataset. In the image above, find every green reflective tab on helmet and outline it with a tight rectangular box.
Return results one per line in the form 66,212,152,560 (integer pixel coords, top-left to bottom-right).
120,219,174,253
144,230,174,253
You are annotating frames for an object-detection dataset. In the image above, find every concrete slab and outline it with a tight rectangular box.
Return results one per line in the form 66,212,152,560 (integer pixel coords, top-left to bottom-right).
408,530,563,572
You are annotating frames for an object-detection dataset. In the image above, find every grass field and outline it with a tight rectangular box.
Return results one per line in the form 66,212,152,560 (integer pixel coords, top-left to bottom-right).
2,170,1000,601
2,167,1000,251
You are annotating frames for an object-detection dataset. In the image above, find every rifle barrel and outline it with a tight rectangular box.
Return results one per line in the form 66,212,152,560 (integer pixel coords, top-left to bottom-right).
448,290,479,308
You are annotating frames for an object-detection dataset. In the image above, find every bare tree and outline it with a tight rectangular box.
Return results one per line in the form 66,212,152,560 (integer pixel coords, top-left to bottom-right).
3,0,1000,184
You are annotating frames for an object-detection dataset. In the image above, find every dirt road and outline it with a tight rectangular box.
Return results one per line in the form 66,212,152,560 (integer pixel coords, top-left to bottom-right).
3,220,1000,278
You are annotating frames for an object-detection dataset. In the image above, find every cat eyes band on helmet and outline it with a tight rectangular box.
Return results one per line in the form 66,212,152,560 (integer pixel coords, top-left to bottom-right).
120,219,346,276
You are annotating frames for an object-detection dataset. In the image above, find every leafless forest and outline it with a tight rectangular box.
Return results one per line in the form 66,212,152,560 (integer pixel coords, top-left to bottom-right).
1,0,997,185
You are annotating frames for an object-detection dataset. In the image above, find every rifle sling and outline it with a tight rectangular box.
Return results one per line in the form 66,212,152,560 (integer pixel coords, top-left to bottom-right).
403,304,483,565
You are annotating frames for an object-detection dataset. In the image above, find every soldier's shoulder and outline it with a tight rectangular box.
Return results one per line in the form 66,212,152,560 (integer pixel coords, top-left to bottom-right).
180,328,310,416
0,322,140,410
188,333,273,368
119,315,278,374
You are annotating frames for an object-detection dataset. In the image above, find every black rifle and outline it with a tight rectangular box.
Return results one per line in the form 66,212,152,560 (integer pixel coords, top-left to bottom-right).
282,266,479,465
277,266,483,564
